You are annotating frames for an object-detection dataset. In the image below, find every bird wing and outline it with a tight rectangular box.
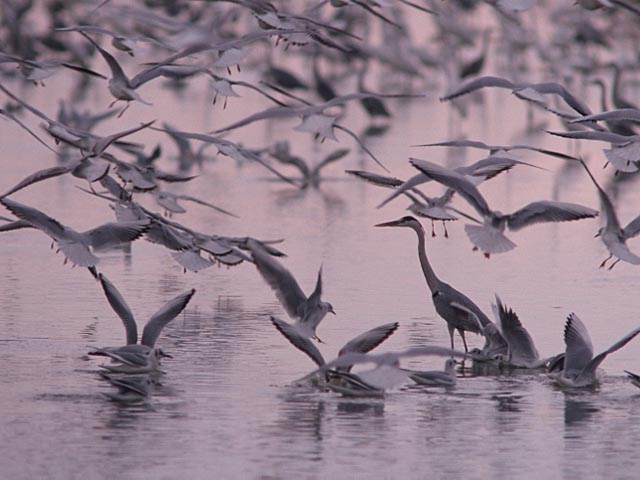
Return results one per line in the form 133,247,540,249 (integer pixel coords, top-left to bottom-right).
410,158,491,216
321,346,467,372
622,213,640,240
377,172,432,208
462,155,517,181
579,160,622,233
494,295,539,362
439,75,517,101
140,289,195,347
270,316,325,367
525,82,593,116
582,325,640,379
415,139,494,150
506,201,598,231
1,165,74,198
546,130,630,143
563,313,594,378
91,347,149,367
346,170,404,189
80,32,129,85
311,148,350,176
72,158,110,183
248,240,307,318
0,219,34,232
606,239,640,265
303,266,324,313
86,220,150,250
572,108,640,124
145,221,192,251
99,274,138,345
176,194,238,218
0,198,66,239
338,322,399,358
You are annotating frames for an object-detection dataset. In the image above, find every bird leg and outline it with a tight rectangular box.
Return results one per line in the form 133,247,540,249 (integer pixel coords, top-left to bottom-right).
599,254,612,269
458,329,469,353
448,325,456,350
431,220,436,237
483,252,491,259
608,258,621,270
443,221,449,238
117,102,131,118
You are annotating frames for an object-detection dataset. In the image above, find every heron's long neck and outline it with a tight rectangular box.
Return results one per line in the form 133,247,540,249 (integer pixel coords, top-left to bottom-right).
414,225,439,292
612,66,623,107
595,81,607,112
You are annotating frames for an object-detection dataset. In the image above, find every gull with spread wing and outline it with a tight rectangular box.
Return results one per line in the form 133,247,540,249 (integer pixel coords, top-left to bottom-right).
90,274,195,374
409,158,598,256
579,159,640,268
313,346,468,395
271,316,398,369
248,240,335,343
490,295,548,368
0,198,149,272
549,313,640,388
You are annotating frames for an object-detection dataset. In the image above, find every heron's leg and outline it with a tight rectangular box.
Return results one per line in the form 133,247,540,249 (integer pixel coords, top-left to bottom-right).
443,221,449,238
448,325,455,350
599,254,612,268
431,220,436,237
608,258,621,270
459,329,469,353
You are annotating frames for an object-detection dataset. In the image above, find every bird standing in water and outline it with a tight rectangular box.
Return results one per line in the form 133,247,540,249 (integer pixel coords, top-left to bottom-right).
376,215,501,352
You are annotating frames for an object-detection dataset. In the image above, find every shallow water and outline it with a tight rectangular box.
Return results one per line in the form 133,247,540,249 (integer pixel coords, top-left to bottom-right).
2,6,640,480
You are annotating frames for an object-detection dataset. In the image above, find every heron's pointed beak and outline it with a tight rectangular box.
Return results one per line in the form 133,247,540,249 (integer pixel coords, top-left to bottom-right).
161,352,173,359
375,219,402,227
329,306,336,315
594,231,600,238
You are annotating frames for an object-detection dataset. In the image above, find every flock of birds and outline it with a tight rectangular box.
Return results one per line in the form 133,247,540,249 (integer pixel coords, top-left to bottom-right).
2,0,640,403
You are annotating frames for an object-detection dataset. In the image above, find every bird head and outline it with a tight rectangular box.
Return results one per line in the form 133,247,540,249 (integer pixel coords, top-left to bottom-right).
323,302,336,315
155,348,173,359
375,216,420,229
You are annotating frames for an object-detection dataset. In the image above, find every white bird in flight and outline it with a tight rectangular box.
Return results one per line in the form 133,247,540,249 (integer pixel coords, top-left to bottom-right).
248,239,335,343
0,198,150,271
409,158,599,256
579,159,640,269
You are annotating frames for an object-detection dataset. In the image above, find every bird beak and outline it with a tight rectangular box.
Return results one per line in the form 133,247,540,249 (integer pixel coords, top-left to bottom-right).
594,232,600,238
329,307,336,315
161,352,173,359
375,219,402,227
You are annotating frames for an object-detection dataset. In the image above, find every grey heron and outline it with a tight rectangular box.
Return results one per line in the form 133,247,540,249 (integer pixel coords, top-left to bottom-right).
375,215,500,352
